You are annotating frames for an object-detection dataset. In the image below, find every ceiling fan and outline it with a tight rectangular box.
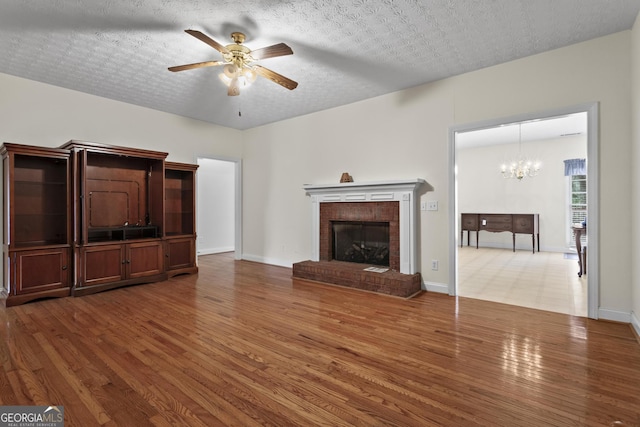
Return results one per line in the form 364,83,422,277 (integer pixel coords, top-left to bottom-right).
169,30,298,96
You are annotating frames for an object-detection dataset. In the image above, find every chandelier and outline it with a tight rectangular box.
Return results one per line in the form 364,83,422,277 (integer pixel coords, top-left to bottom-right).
500,124,541,180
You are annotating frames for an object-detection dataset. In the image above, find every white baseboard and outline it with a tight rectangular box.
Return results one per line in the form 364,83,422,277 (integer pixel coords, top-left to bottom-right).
241,253,292,268
197,246,235,256
598,308,631,323
631,311,640,337
424,281,450,294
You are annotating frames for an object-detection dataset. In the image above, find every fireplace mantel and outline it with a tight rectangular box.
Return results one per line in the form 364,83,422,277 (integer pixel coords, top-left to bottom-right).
304,179,425,274
303,179,425,197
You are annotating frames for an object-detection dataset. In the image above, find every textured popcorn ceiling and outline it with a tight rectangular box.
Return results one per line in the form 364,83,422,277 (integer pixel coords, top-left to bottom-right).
0,1,638,130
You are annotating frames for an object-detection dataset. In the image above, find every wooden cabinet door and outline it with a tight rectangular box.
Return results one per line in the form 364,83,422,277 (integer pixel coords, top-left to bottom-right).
166,237,195,271
127,241,164,279
81,244,125,287
12,248,70,295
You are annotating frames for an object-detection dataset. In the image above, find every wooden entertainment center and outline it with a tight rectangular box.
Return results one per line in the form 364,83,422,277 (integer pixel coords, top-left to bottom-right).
2,141,198,306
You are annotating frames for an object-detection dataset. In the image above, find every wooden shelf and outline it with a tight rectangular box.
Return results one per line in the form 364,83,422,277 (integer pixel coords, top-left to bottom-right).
165,162,198,277
2,143,72,305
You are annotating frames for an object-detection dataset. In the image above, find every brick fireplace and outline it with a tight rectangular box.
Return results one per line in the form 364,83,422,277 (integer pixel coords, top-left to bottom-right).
293,179,425,297
320,201,399,270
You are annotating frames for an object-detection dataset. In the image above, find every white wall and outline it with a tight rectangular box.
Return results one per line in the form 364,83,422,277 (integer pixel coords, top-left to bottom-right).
242,31,633,321
458,135,586,252
631,13,640,335
0,73,243,161
197,158,235,255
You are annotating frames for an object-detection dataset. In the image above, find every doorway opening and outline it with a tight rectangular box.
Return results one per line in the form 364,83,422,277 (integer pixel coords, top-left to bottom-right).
196,157,242,260
449,104,598,319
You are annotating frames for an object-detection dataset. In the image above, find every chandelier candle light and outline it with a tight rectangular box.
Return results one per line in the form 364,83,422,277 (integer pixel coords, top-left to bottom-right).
500,123,541,180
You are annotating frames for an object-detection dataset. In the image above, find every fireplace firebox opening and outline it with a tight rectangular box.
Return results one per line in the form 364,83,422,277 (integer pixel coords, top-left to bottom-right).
331,221,390,266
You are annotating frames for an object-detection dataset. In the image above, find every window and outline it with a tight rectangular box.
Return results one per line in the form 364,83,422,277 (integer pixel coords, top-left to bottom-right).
568,174,587,247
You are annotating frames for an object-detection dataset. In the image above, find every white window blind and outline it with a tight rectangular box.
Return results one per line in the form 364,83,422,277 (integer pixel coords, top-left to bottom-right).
568,174,587,247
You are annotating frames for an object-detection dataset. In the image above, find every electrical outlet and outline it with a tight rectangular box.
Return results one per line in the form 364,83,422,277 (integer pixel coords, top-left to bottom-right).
431,260,439,271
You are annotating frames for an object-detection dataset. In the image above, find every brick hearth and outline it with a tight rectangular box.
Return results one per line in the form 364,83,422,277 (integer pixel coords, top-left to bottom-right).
292,260,422,298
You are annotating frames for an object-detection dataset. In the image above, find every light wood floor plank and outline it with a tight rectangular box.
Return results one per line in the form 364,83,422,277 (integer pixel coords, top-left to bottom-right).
1,253,639,426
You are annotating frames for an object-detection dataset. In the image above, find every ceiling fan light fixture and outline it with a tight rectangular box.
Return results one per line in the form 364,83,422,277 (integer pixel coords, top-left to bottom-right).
218,73,232,87
170,29,298,96
242,67,257,83
218,67,256,89
223,64,238,78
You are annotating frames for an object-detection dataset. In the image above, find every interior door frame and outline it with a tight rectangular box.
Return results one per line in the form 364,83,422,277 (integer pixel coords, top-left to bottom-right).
448,102,599,319
195,155,243,260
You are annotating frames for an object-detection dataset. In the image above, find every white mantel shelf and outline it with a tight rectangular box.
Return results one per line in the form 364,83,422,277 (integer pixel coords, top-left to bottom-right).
304,178,426,274
304,179,426,195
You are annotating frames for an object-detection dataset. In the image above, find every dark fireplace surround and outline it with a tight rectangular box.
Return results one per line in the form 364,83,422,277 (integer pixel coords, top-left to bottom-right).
320,202,400,270
332,221,390,266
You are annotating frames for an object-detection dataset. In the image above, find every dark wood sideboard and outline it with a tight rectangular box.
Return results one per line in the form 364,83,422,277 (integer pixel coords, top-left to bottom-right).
461,213,539,253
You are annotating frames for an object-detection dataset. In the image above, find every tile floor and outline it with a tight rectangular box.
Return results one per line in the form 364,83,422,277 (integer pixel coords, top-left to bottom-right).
457,246,587,317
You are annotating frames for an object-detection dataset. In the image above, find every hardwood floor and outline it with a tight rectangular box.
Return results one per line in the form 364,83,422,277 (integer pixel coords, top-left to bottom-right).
1,253,639,426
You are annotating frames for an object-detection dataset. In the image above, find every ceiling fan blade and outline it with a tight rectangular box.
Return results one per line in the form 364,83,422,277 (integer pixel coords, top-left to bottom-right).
185,29,230,54
228,78,240,96
253,65,298,90
168,61,224,72
250,43,293,60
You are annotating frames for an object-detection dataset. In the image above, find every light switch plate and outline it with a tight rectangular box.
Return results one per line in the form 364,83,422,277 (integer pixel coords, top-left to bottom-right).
427,201,438,211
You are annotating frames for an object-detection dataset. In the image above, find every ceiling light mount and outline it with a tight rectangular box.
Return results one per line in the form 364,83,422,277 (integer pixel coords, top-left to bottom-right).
230,32,246,44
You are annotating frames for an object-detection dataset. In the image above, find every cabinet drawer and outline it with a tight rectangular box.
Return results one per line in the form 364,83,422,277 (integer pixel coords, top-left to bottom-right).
481,214,512,232
513,214,538,233
461,214,478,230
